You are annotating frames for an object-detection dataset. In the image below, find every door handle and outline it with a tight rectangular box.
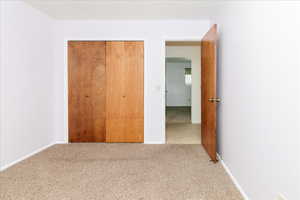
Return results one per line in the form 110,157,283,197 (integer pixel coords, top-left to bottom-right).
208,98,221,103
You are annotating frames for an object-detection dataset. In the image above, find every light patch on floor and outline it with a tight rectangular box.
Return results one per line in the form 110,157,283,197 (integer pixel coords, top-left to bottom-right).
167,123,201,144
166,107,201,144
0,144,243,200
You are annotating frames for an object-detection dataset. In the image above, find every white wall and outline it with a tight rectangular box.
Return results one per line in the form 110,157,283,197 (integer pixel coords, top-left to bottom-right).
166,61,191,106
212,2,300,199
23,1,213,20
0,1,54,170
0,1,4,168
166,46,201,124
53,20,210,144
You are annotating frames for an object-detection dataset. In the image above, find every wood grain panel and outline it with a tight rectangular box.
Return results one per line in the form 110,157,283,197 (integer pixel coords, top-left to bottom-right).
68,41,106,143
201,25,218,162
106,41,144,143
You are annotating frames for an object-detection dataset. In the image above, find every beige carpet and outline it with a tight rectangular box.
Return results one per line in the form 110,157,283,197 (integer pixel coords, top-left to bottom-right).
0,144,243,200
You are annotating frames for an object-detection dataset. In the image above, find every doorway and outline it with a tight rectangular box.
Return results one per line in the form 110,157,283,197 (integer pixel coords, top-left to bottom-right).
165,41,201,144
164,25,218,161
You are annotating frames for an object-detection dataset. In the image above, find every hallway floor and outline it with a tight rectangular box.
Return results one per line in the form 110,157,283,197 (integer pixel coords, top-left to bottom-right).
166,107,201,144
0,144,243,200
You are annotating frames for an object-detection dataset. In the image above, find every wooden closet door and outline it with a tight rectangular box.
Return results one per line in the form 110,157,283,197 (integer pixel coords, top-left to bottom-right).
106,41,144,143
68,41,106,143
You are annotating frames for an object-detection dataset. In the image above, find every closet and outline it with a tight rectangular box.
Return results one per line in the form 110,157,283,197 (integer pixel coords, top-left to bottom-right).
68,41,144,143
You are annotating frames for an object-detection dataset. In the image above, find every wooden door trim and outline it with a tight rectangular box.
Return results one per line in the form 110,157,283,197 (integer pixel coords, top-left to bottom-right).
65,39,145,143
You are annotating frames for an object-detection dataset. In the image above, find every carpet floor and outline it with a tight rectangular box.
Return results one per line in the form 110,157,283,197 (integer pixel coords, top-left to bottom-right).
0,144,243,200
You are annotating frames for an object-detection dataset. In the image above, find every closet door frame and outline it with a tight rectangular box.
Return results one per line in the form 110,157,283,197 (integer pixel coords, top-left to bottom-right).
64,39,146,143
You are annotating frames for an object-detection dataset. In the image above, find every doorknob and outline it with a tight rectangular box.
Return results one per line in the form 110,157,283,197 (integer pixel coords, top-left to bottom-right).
208,98,221,103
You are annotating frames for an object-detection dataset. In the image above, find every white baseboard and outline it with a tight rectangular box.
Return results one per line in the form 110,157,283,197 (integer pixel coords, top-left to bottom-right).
57,141,165,144
217,154,250,200
0,143,55,172
55,141,68,144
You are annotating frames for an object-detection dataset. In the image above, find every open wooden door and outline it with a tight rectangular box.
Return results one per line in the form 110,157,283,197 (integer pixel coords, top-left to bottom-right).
201,25,219,162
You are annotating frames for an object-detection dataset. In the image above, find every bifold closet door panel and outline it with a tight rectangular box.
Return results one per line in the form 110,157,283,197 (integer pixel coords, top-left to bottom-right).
68,41,106,143
106,41,144,143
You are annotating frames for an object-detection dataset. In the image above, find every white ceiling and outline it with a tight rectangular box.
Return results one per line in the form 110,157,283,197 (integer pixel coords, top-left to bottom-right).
24,0,214,20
